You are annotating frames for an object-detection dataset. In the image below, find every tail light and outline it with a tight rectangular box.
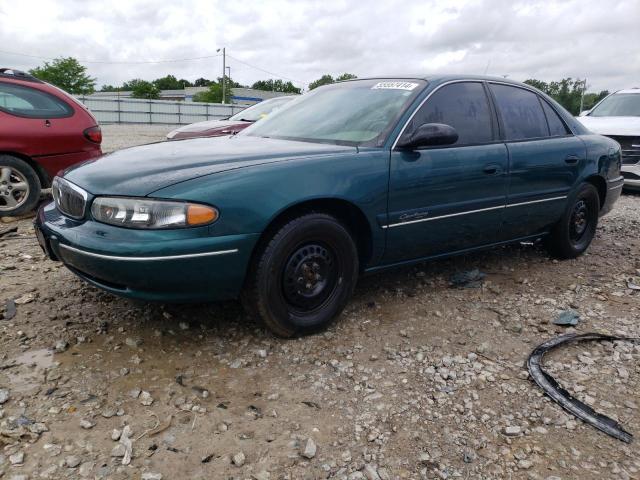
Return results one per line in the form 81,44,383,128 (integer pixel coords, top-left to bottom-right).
83,126,102,144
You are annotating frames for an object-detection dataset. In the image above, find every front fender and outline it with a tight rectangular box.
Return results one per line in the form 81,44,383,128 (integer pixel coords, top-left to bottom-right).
151,149,390,258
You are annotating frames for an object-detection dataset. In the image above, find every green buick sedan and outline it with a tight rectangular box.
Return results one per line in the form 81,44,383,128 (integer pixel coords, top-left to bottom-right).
35,75,623,336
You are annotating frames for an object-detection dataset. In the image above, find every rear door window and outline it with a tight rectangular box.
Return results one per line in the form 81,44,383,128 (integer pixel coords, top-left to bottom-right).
403,82,494,146
490,84,549,140
0,82,73,118
541,100,570,136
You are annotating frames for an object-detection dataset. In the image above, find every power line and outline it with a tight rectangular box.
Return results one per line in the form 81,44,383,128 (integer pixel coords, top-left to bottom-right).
226,54,307,85
0,48,308,86
0,49,222,64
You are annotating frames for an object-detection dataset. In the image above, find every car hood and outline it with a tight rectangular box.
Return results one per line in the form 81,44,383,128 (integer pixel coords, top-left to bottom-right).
63,135,355,196
576,116,640,136
169,119,248,135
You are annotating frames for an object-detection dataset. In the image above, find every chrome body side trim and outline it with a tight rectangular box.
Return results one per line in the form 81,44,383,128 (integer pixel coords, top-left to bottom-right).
505,196,567,208
383,204,504,229
383,195,567,229
59,243,238,261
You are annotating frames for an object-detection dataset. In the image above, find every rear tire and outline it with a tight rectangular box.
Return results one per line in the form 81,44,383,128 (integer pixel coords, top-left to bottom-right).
544,183,599,259
0,155,41,217
243,213,359,337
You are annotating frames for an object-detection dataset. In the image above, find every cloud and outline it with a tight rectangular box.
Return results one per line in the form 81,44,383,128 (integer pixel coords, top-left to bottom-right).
0,0,637,91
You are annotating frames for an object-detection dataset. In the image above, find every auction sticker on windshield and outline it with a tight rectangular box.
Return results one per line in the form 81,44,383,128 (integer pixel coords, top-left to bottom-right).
371,82,419,90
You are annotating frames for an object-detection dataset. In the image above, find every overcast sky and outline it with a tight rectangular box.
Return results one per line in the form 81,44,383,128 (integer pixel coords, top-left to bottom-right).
1,0,638,92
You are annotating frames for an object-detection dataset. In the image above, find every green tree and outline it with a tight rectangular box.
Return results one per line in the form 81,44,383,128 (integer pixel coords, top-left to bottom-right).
194,77,212,87
99,84,120,92
152,75,193,90
251,79,301,94
523,79,548,92
251,79,272,91
336,73,357,82
524,77,594,115
582,90,609,111
191,77,235,103
308,74,334,90
124,79,160,99
29,57,96,95
193,83,223,103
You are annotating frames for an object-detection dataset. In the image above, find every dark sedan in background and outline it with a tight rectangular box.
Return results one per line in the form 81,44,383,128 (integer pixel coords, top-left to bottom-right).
36,75,622,337
166,95,295,140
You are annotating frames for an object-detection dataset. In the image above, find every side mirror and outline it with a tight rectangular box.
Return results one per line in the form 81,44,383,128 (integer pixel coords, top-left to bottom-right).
578,110,591,117
397,123,458,149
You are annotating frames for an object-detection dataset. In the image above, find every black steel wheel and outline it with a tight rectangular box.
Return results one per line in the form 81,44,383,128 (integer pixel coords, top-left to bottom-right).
282,242,339,312
569,199,590,243
544,183,600,259
243,213,359,337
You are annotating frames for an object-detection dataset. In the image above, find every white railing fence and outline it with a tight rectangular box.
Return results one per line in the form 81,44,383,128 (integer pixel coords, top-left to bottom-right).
77,97,246,125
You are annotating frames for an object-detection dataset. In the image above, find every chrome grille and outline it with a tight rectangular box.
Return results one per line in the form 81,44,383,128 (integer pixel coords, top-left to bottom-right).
608,136,640,165
52,177,87,219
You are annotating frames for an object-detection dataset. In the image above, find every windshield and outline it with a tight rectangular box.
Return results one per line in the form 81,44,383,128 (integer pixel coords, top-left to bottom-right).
590,93,640,117
229,96,294,122
243,79,427,146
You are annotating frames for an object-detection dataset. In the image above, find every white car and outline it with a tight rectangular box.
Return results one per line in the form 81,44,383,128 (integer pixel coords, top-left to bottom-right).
577,88,640,190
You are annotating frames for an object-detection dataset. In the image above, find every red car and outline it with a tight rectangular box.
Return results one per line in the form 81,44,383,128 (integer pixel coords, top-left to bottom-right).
166,95,295,140
0,68,102,216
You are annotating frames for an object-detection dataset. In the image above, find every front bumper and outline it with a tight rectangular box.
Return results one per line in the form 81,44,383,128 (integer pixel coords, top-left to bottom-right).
35,201,259,302
621,163,640,190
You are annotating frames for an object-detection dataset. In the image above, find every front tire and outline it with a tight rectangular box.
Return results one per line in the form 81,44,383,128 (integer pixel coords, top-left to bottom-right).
544,183,600,259
243,213,359,337
0,155,41,217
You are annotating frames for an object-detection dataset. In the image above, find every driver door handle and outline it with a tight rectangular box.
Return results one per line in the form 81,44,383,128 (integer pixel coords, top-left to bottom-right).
565,155,580,165
483,163,502,175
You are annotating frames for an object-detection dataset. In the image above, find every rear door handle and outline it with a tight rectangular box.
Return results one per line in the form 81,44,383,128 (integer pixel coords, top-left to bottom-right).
483,164,502,175
565,155,580,165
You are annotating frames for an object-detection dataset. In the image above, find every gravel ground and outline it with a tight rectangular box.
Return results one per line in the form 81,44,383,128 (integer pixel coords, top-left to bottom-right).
101,124,175,153
1,127,639,479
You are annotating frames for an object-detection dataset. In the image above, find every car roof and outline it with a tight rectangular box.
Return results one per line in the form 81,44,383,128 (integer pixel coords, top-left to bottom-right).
613,88,640,94
343,74,530,87
262,95,296,101
0,68,43,84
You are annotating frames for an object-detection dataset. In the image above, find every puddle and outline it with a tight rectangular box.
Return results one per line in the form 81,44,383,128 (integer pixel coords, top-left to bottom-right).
5,348,54,393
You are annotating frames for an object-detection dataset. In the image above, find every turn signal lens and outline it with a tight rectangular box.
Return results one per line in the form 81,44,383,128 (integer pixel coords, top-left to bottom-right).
187,204,218,226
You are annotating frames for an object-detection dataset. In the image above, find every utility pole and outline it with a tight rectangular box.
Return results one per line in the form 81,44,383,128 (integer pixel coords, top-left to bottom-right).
222,48,226,104
579,78,587,113
217,47,226,104
226,66,232,105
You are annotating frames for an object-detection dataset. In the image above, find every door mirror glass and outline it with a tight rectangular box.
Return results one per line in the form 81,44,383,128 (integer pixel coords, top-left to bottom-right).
397,123,458,149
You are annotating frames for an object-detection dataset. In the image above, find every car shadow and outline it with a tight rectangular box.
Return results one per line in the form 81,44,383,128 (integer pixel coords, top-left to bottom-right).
103,240,552,343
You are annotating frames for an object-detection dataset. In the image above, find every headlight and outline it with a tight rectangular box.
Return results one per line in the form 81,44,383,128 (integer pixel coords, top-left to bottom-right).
91,197,218,229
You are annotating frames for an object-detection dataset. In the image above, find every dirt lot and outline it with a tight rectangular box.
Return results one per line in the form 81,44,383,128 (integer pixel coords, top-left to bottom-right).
1,127,639,479
100,124,175,153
